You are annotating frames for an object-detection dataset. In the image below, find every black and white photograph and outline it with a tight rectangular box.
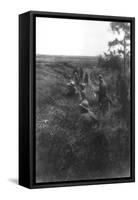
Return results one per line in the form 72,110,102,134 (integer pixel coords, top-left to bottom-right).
35,16,132,184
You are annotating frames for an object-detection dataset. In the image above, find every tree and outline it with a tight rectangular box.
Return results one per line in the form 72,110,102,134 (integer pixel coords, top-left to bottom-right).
108,22,130,74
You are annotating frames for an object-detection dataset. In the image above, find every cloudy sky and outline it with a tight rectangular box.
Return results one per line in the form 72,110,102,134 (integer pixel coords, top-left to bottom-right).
36,17,115,56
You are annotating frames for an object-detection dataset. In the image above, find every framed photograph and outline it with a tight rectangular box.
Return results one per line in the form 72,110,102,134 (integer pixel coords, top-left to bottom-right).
19,11,135,189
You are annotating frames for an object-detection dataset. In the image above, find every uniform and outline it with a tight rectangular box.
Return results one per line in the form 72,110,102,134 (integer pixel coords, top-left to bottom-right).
80,83,87,101
98,75,107,105
98,74,109,115
67,81,76,96
79,100,99,130
84,73,89,85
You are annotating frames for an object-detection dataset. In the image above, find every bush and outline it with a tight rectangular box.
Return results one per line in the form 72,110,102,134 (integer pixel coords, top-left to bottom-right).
97,55,123,72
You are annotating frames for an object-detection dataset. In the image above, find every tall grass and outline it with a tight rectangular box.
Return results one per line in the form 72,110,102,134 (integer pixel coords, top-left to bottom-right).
36,55,130,183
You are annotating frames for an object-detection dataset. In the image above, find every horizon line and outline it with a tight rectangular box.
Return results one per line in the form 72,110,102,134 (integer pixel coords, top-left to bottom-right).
36,54,101,57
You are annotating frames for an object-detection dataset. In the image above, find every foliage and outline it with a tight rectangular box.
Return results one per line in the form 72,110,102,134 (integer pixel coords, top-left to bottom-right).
108,22,130,74
97,54,123,72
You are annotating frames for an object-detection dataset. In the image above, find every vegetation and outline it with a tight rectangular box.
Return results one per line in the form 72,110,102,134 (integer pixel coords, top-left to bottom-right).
107,22,130,75
36,54,130,183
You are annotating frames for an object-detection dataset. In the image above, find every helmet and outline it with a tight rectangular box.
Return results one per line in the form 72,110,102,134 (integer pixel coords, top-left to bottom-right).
70,80,75,85
79,99,89,110
99,74,103,80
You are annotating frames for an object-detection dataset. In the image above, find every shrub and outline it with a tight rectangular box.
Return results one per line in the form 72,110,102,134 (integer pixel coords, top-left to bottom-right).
97,55,123,72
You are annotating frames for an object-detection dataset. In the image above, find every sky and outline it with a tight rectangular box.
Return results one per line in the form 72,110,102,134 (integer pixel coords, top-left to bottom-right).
36,17,115,56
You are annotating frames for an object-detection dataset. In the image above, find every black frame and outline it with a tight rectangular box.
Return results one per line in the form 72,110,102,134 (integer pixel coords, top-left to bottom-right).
19,10,135,189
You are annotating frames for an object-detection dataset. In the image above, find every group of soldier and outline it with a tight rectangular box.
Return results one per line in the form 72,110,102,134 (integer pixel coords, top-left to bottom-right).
66,67,108,128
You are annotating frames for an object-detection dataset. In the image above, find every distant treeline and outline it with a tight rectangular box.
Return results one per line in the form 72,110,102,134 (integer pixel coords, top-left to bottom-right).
36,54,98,67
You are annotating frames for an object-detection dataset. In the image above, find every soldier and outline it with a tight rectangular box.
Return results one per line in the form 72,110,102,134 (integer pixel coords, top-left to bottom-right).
79,67,83,82
84,72,89,85
79,99,99,130
72,67,79,76
67,80,76,96
98,74,108,114
98,74,107,102
79,83,87,101
74,71,80,86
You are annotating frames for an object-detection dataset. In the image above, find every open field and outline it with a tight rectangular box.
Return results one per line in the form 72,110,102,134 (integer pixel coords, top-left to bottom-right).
36,54,130,183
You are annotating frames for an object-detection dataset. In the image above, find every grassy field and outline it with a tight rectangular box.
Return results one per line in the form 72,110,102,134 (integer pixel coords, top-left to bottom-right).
36,54,130,183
